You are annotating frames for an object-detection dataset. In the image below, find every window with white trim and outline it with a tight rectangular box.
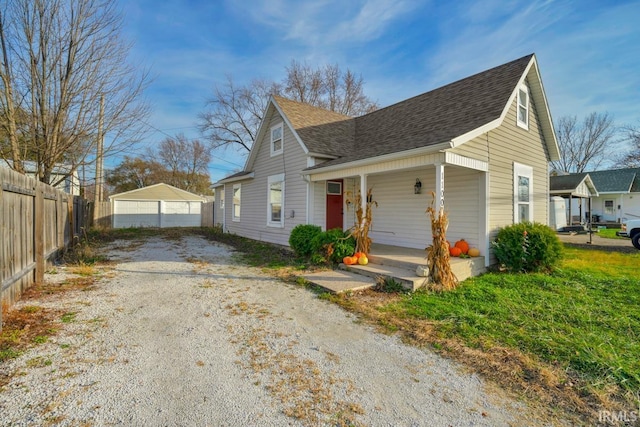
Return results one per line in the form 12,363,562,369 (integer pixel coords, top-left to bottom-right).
219,188,225,210
517,84,529,129
604,200,614,215
514,162,533,223
232,184,241,221
327,181,342,195
270,123,283,156
267,173,284,227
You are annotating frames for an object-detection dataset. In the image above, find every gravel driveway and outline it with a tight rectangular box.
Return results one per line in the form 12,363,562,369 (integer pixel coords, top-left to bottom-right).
1,234,549,426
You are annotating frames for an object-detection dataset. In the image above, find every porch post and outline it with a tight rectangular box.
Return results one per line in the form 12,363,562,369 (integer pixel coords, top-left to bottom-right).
360,174,368,227
568,194,573,225
434,163,445,216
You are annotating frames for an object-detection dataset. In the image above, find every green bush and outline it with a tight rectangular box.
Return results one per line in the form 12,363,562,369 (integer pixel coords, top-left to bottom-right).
289,224,322,258
310,228,356,264
492,222,562,273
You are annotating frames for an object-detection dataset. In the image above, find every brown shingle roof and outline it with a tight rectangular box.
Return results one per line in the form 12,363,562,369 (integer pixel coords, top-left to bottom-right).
303,54,534,170
273,96,354,157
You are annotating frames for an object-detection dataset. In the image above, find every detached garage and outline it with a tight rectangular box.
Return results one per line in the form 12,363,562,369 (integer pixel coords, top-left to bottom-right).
110,183,206,228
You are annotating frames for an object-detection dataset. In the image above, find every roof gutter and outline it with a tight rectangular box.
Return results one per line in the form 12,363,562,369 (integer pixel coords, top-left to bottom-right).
302,141,454,176
215,172,255,185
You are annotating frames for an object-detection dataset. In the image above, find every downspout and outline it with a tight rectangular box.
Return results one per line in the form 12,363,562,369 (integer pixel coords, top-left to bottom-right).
303,174,311,225
222,185,226,232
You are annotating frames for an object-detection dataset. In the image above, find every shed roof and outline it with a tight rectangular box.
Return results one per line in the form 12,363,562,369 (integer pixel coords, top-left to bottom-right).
109,183,206,201
550,173,589,191
550,173,598,197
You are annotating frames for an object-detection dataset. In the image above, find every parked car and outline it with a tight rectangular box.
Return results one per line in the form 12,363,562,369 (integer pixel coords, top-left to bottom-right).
618,218,640,250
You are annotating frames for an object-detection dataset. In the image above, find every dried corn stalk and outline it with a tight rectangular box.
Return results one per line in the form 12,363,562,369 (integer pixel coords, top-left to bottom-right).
346,188,377,254
426,192,458,291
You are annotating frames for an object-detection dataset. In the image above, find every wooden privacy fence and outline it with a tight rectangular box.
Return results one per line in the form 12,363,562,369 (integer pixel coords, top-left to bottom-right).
201,201,215,227
1,167,88,330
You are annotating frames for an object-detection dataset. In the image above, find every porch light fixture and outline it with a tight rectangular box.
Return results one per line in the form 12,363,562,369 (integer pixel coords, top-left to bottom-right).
414,178,422,194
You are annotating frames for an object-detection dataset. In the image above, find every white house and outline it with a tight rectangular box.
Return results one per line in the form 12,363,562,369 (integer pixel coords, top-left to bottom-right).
1,161,80,195
214,54,559,269
553,168,640,223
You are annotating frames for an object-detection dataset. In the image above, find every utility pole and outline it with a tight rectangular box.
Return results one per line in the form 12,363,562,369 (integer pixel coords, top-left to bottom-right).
94,94,105,216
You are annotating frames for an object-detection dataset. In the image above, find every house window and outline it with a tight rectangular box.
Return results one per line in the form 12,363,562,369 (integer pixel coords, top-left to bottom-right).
267,173,284,227
232,184,241,221
514,162,533,223
219,189,225,210
604,200,614,215
517,84,529,130
270,123,283,156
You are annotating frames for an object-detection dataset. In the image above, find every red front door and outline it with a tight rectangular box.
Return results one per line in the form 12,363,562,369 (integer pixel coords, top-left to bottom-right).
326,180,343,230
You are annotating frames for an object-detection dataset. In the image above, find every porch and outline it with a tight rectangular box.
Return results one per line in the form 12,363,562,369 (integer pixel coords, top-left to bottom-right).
303,243,486,293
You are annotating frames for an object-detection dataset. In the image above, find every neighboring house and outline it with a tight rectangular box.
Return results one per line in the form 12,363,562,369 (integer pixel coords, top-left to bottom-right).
1,161,81,195
110,183,206,228
556,168,640,223
549,173,598,226
214,54,559,266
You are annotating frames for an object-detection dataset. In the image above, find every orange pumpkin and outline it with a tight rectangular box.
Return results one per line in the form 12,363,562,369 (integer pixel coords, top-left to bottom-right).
449,246,462,257
454,239,469,255
358,255,369,265
343,256,355,265
468,247,480,257
353,252,366,259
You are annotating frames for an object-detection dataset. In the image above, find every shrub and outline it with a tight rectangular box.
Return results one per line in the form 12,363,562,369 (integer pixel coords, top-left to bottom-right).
492,222,563,273
310,228,356,264
289,224,322,258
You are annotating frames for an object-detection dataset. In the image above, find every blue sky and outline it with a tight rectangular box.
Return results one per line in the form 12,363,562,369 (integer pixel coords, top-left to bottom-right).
116,0,640,182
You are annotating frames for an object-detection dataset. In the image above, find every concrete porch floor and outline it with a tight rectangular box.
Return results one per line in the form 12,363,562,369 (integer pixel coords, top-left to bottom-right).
303,243,487,293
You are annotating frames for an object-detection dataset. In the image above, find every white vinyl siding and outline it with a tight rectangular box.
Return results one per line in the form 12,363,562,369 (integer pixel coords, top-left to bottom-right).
312,181,326,228
365,167,480,250
589,193,640,222
224,109,308,246
486,89,549,261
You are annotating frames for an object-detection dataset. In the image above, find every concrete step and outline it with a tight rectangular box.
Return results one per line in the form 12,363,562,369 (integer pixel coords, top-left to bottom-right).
450,257,486,282
339,263,428,291
302,269,375,293
368,254,485,284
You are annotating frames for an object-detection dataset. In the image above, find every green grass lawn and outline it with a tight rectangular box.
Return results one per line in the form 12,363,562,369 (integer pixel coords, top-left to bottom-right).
385,247,640,396
596,228,626,239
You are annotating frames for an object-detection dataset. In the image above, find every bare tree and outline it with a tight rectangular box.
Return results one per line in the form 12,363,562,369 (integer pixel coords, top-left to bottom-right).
551,112,618,173
616,125,640,168
154,134,212,193
199,61,378,153
285,62,378,116
0,0,150,186
198,77,279,153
